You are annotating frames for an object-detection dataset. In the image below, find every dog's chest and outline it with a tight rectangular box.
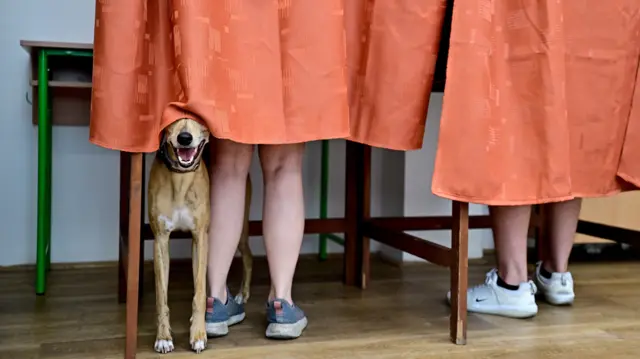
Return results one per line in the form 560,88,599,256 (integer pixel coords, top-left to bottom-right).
157,207,196,232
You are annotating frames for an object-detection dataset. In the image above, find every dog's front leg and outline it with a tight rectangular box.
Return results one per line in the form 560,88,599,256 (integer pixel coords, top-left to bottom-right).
189,229,208,353
154,232,174,353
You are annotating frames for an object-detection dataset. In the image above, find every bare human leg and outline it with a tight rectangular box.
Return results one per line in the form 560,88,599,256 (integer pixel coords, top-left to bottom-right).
258,143,308,339
534,199,581,305
450,205,537,319
205,139,253,337
540,199,582,273
490,205,532,285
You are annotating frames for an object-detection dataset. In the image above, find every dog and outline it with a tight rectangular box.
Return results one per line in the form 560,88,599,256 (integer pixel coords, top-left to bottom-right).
149,118,253,354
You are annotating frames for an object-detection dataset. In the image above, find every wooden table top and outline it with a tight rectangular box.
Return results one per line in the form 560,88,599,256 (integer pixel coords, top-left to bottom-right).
20,40,93,53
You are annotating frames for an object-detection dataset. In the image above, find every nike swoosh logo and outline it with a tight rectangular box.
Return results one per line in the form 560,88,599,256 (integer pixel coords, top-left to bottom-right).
475,298,487,302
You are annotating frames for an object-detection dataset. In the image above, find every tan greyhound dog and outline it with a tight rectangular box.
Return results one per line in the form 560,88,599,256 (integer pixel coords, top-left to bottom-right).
148,118,253,354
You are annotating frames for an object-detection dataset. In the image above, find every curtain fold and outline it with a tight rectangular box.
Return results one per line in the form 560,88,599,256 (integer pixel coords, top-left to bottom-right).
432,0,640,205
90,0,640,205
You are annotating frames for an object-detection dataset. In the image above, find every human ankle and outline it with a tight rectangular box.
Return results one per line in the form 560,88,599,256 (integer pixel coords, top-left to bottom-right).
498,268,528,286
268,293,293,304
543,260,568,274
497,275,521,291
539,263,553,279
209,288,227,303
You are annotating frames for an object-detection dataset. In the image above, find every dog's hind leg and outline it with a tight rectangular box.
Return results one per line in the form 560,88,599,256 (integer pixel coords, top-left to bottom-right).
153,233,174,354
190,229,208,353
237,225,253,304
236,175,253,304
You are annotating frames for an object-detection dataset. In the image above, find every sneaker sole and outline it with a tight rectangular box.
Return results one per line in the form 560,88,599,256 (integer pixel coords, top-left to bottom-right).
265,317,308,339
544,293,575,306
534,276,575,306
468,303,538,319
206,312,246,337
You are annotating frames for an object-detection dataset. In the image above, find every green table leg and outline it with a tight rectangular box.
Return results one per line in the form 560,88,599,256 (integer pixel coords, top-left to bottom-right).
318,140,330,261
32,49,91,295
318,140,346,261
36,49,52,295
45,101,52,273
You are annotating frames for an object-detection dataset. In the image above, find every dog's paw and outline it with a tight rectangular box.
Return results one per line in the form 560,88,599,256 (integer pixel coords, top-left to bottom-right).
191,338,207,353
154,339,175,354
234,293,245,304
190,323,208,353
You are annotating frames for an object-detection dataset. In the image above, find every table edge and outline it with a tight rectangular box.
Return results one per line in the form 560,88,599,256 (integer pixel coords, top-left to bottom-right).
20,40,94,53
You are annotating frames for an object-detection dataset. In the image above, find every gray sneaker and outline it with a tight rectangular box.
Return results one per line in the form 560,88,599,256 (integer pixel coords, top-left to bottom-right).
205,289,246,337
265,299,308,339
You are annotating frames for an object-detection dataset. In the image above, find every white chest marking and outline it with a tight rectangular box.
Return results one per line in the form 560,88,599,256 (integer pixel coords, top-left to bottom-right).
158,207,195,232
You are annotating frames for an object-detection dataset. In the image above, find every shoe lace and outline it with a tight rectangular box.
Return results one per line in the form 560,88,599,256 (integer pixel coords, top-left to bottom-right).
484,268,499,285
484,268,538,295
560,273,568,287
466,269,496,292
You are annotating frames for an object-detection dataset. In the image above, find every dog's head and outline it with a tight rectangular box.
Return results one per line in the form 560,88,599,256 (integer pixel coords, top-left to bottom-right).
160,118,210,172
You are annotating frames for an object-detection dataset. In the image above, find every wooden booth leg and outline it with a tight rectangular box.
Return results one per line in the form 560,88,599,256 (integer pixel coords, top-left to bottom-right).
138,154,146,298
449,201,469,345
124,153,144,359
344,141,371,289
360,144,371,289
118,152,146,303
363,201,472,344
118,152,131,303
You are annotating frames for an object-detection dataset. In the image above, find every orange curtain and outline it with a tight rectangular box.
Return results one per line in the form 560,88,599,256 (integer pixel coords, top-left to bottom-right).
90,0,640,205
432,0,640,205
90,0,446,152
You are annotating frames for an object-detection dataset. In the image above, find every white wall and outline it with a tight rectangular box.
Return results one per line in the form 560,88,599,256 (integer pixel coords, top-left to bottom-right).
0,0,409,266
1,0,105,266
396,93,494,263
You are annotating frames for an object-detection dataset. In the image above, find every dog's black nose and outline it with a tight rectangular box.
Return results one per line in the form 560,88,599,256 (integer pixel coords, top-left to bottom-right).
177,132,193,146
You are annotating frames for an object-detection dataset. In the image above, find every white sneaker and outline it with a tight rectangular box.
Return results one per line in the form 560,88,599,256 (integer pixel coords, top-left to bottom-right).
533,261,575,305
447,269,538,319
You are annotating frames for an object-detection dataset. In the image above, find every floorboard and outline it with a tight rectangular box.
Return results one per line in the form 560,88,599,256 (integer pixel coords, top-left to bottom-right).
1,255,639,359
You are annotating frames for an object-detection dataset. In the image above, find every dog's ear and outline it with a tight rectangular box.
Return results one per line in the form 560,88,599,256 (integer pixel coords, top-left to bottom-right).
157,131,169,159
159,131,167,149
202,141,211,168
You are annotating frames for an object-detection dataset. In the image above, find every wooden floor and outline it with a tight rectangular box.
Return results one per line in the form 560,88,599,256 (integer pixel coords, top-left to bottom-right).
1,255,640,359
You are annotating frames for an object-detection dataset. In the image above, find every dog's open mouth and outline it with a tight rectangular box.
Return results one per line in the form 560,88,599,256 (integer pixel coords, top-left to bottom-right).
174,141,205,167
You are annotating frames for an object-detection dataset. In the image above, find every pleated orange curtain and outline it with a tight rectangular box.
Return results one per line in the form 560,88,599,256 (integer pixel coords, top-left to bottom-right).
431,0,640,205
90,0,448,152
90,0,640,205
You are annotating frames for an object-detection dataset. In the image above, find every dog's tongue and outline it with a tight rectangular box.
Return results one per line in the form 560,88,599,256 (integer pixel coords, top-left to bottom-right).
177,148,196,161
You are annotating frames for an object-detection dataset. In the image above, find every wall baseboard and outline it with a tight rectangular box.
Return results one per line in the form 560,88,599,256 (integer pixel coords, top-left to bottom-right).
0,253,346,272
